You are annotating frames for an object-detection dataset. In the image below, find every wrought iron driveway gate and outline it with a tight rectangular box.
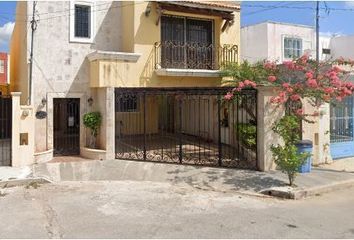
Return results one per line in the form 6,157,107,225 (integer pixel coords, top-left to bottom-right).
115,88,257,169
0,95,12,166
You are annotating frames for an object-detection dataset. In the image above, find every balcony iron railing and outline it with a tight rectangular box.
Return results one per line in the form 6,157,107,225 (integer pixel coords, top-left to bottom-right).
154,41,238,70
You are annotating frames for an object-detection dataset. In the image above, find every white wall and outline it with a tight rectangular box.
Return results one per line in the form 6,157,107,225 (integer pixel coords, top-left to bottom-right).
241,22,268,63
319,35,331,61
329,36,354,59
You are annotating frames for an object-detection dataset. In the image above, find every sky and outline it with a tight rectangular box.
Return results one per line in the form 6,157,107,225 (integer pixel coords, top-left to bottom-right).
0,1,354,52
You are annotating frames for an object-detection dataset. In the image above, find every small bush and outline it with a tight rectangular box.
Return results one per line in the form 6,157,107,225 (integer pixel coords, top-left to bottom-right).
271,115,310,186
83,112,102,148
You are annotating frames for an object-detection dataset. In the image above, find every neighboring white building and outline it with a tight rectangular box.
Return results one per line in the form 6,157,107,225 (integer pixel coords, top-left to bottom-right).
241,21,315,63
328,35,354,59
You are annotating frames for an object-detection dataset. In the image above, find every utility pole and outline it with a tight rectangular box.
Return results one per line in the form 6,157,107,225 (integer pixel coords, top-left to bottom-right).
28,1,37,105
316,0,320,67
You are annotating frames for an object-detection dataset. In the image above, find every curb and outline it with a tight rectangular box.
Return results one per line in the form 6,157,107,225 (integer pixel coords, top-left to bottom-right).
260,178,354,200
0,177,52,188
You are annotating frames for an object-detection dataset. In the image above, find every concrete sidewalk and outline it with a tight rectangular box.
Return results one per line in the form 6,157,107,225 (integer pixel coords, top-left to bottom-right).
319,157,354,173
32,159,354,199
0,166,32,181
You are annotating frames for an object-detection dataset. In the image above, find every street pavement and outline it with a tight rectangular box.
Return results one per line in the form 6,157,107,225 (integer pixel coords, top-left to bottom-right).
0,180,354,238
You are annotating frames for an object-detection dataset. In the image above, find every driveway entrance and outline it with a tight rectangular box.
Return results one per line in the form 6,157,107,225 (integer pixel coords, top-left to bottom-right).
115,87,258,169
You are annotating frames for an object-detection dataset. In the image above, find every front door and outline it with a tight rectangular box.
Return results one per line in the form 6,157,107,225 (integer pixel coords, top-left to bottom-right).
330,96,354,159
53,98,80,156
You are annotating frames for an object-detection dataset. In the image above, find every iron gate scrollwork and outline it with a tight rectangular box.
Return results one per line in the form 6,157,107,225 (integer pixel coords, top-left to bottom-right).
115,88,257,169
0,95,12,166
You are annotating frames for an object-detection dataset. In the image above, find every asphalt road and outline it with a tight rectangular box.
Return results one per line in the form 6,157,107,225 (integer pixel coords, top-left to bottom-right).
0,180,353,238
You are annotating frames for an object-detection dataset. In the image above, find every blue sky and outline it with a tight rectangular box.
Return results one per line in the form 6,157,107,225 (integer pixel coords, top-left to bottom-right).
0,1,354,52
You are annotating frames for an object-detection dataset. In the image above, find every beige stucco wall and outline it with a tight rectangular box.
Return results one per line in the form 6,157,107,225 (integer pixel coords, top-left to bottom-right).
10,2,28,103
90,2,241,88
302,100,332,165
11,92,35,167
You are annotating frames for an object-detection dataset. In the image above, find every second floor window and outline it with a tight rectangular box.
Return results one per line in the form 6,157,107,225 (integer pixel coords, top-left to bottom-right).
75,5,91,38
70,1,94,43
0,60,4,74
284,37,302,59
160,15,214,69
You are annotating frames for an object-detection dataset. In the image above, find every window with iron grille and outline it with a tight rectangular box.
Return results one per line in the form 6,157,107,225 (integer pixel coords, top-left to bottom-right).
284,37,303,59
161,15,214,69
116,95,139,112
74,5,91,38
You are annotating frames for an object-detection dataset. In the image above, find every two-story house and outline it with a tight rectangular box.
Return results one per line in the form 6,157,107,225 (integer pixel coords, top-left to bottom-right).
10,1,259,169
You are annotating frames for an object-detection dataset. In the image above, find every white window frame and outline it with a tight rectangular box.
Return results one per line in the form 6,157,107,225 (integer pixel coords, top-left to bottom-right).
69,1,95,43
0,59,4,74
282,35,303,60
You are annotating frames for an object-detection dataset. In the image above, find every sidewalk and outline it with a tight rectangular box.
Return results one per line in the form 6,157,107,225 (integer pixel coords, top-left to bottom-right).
319,157,354,173
33,159,354,199
0,166,32,181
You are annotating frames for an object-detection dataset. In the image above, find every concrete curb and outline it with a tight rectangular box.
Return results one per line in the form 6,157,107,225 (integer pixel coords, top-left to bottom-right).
261,178,354,200
0,177,52,188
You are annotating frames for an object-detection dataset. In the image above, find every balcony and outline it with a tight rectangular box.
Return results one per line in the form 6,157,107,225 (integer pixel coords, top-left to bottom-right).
154,41,238,77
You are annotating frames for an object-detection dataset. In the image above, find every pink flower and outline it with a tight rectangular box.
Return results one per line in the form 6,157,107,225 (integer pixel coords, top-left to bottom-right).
284,61,295,70
250,81,257,88
268,75,277,82
270,96,280,104
305,71,313,79
264,61,276,70
296,65,304,71
295,108,304,116
286,87,294,93
324,87,334,94
330,77,341,87
306,79,318,88
244,79,251,85
332,66,342,73
238,82,245,88
282,83,290,88
224,92,233,100
343,88,352,95
279,91,286,98
290,94,301,101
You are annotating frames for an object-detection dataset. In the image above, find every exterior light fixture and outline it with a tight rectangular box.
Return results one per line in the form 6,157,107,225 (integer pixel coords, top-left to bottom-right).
88,97,93,106
41,97,47,106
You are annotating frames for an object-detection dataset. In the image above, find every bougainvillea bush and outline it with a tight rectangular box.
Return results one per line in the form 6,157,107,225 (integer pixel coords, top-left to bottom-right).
222,55,354,185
